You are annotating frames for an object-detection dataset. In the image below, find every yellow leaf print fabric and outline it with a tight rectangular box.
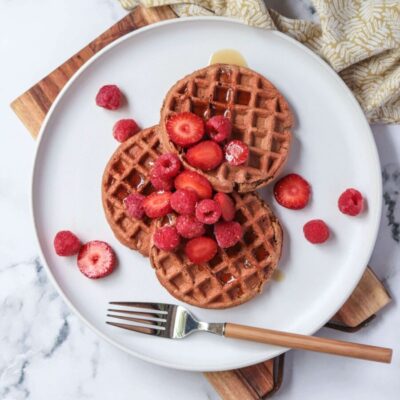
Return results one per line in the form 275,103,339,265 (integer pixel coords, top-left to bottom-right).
119,0,400,124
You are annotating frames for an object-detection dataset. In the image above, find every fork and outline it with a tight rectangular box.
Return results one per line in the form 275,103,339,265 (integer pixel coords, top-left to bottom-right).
106,301,392,363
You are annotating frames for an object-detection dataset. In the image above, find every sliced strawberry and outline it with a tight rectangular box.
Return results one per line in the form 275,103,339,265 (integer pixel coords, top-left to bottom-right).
338,188,364,216
174,170,212,199
274,173,311,210
77,240,116,279
185,236,218,264
186,140,223,171
166,112,205,147
214,193,235,222
303,219,330,244
206,115,232,143
142,192,172,218
224,140,249,166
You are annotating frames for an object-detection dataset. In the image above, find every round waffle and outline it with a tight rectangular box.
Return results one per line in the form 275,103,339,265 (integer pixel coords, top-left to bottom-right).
149,192,283,309
160,64,294,193
102,126,162,257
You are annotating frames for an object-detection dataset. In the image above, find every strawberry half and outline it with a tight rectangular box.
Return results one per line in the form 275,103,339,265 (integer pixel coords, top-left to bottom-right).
214,193,235,222
142,192,173,218
274,173,311,210
185,236,218,264
166,112,205,147
186,140,223,171
77,241,116,279
174,170,212,199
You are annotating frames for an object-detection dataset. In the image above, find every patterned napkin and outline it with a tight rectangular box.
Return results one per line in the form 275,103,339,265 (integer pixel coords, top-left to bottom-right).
119,0,400,124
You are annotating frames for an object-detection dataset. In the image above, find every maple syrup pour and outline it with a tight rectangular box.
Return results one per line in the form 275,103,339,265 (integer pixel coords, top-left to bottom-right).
272,269,285,282
209,49,248,67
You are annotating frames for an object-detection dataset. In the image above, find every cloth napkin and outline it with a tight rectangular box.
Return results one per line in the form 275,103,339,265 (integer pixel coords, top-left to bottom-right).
119,0,400,124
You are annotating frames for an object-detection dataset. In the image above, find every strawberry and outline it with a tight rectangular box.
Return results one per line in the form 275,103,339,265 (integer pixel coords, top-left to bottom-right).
77,241,116,279
214,193,235,222
142,192,172,218
186,140,223,171
153,226,181,251
174,170,212,199
224,140,249,166
54,230,81,256
185,237,218,264
205,115,232,143
303,220,330,244
166,112,205,147
274,173,311,210
338,188,364,216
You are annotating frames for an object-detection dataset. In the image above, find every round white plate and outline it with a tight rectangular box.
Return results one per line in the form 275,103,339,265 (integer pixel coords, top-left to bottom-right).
32,17,381,371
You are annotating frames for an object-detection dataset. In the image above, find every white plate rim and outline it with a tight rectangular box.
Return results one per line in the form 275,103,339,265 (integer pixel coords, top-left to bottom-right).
30,16,382,371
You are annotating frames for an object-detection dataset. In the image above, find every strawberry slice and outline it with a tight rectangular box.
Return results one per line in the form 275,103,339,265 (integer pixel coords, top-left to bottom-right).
166,112,205,147
186,140,223,171
77,241,116,279
174,170,212,199
142,192,172,218
214,193,235,221
274,173,311,210
185,236,218,264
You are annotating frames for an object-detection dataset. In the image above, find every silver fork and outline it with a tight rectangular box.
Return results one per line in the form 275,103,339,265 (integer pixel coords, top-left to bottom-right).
106,301,392,363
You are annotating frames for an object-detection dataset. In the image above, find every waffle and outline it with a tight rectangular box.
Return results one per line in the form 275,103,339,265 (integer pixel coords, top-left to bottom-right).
160,64,293,193
102,126,162,257
149,192,283,309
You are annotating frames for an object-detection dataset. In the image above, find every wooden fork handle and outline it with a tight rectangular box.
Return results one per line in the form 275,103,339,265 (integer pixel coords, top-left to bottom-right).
225,323,392,364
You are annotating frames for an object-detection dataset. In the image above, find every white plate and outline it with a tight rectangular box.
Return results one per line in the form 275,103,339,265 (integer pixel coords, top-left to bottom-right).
32,17,381,371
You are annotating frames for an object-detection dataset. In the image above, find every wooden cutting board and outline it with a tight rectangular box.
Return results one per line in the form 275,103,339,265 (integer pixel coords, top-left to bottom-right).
11,6,391,399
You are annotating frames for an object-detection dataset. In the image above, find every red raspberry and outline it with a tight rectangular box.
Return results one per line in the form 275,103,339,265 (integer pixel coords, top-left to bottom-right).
185,237,218,264
214,192,235,222
338,188,364,216
154,153,181,179
176,215,205,239
95,85,122,110
150,166,174,191
142,192,172,218
214,221,243,248
205,116,232,142
170,189,198,215
186,140,224,171
77,240,116,279
303,219,330,244
195,199,222,224
153,226,181,251
224,140,249,166
54,230,81,256
124,193,145,220
113,119,140,142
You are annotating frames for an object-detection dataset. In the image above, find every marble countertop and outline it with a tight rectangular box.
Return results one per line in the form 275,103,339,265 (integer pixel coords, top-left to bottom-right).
0,0,399,399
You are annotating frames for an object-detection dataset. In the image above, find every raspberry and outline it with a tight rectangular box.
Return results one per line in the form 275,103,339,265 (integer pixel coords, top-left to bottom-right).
303,220,330,244
54,230,81,256
214,192,235,222
154,153,181,179
224,140,249,166
185,237,218,264
186,140,224,171
150,166,174,191
170,189,198,215
195,199,222,224
124,193,145,220
142,192,173,218
205,116,232,142
214,221,243,248
153,226,181,251
338,188,364,216
176,215,205,239
113,119,140,142
95,85,122,110
77,241,116,279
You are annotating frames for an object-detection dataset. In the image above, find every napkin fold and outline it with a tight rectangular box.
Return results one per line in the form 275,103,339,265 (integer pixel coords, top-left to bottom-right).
119,0,400,124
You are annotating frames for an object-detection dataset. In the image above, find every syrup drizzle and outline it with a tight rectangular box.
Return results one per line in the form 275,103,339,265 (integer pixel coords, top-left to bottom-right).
209,49,248,67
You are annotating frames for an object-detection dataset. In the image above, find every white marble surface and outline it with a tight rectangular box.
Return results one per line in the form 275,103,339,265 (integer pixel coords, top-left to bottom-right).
0,0,399,399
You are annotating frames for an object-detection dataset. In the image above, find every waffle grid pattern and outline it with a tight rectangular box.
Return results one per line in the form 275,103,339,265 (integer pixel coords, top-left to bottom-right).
161,64,293,193
102,127,162,256
150,192,282,309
